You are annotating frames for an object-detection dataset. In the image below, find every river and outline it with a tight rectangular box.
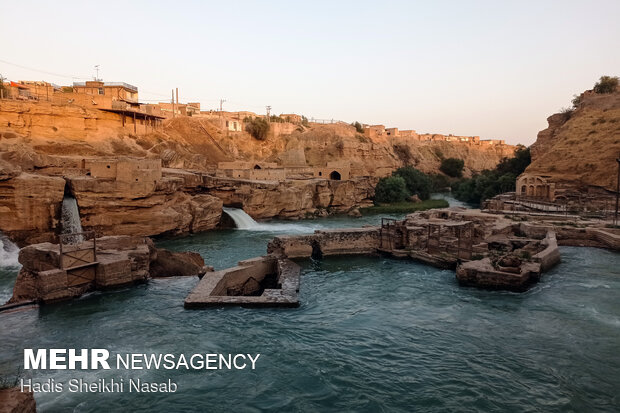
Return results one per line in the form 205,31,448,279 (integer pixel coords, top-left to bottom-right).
0,198,619,412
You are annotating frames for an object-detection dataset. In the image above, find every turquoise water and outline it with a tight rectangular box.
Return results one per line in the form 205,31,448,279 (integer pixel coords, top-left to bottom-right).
1,206,620,412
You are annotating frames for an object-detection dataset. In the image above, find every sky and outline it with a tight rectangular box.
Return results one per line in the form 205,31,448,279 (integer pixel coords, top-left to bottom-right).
1,0,619,145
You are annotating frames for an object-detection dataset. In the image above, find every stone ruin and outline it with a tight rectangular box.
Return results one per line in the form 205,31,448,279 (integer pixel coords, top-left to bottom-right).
267,208,563,292
185,256,300,308
5,235,208,307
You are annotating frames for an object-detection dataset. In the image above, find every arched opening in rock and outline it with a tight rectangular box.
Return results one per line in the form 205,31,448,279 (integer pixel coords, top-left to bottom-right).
329,171,341,180
254,164,261,170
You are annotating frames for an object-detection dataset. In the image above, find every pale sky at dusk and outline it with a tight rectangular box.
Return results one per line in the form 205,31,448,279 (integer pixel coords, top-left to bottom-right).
1,0,619,145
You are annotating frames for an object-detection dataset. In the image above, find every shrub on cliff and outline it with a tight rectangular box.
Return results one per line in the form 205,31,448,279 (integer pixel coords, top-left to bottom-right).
439,158,464,177
393,167,432,200
351,121,364,134
593,75,619,94
245,118,270,140
374,176,410,204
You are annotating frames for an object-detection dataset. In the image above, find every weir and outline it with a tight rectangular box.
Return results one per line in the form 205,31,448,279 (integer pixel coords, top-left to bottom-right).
222,208,259,229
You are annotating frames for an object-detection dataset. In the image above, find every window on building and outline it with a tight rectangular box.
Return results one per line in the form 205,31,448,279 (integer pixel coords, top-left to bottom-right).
98,88,104,95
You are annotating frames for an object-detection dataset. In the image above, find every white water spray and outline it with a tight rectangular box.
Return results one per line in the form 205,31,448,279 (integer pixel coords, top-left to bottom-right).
222,208,324,234
0,232,20,268
61,195,84,244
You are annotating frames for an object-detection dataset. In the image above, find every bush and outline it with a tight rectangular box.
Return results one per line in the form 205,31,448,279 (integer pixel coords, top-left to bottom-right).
593,75,619,94
374,176,410,204
451,146,531,205
429,173,451,192
439,158,464,177
301,115,309,127
351,121,364,134
495,146,530,175
393,166,432,200
245,118,270,140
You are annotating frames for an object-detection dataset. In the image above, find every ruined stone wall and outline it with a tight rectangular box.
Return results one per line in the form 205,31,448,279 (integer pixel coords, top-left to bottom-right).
267,227,380,258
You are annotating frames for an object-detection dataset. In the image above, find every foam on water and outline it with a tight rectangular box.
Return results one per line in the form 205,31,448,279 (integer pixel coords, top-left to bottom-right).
0,233,19,268
223,207,324,233
61,195,84,243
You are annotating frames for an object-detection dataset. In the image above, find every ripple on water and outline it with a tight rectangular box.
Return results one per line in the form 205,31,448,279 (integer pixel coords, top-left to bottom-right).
0,238,619,413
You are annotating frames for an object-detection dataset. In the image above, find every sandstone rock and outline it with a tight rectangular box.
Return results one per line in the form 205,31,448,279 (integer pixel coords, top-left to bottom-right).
526,90,620,191
190,194,223,232
409,194,421,203
150,248,206,277
0,173,65,245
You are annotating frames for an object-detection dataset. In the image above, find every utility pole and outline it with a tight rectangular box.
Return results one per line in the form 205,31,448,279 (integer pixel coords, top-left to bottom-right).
171,89,175,118
266,105,271,122
94,65,100,81
615,153,620,226
176,88,179,107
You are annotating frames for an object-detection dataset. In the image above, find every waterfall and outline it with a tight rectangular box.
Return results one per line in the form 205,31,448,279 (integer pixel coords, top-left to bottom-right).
222,207,324,234
0,232,20,268
61,195,84,244
223,208,259,229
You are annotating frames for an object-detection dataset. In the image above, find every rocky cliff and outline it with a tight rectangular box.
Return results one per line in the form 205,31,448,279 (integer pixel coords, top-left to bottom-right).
527,90,620,191
0,100,514,177
0,99,513,245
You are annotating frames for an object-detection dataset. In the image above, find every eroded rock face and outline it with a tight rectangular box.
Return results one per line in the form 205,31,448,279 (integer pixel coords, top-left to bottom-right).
0,173,65,245
526,90,620,191
202,175,376,220
67,176,223,238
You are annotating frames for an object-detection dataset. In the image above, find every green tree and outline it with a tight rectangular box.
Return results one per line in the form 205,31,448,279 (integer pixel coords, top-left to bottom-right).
451,146,531,205
374,176,410,204
393,166,432,200
593,75,619,94
245,118,270,140
439,158,465,177
496,146,530,175
301,115,309,127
